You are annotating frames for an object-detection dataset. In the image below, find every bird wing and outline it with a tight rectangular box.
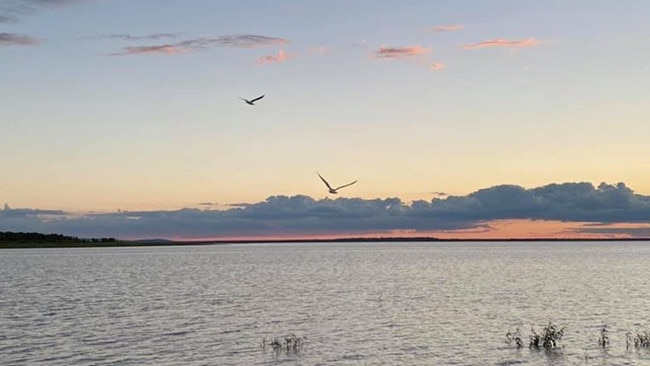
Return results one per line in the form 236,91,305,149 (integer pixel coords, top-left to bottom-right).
238,97,249,102
318,173,333,190
250,94,265,103
334,180,358,191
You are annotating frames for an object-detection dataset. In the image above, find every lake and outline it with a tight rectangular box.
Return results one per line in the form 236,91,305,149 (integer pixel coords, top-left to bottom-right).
1,241,649,365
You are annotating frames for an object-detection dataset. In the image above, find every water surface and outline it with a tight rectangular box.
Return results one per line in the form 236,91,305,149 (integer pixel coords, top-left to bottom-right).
1,241,649,365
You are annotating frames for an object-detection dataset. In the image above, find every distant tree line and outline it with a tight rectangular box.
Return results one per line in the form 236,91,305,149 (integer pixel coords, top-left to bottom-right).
0,231,116,243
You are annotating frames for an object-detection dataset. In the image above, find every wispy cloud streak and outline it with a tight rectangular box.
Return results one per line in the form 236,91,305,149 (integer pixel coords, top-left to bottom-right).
0,32,40,46
433,24,464,32
216,34,288,48
0,14,17,23
575,223,650,238
19,0,82,5
109,45,188,55
256,50,287,64
108,34,289,56
463,38,539,50
373,45,431,59
1,0,85,43
429,62,445,71
0,0,84,21
90,33,183,41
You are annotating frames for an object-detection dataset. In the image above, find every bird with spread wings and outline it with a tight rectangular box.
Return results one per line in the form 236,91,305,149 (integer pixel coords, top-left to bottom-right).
239,94,265,105
318,173,357,194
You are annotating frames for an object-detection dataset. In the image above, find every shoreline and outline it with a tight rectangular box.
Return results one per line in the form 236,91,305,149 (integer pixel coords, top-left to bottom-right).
1,236,649,249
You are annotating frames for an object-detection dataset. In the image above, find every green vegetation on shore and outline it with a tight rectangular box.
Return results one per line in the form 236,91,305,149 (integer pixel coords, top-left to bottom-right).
0,231,125,249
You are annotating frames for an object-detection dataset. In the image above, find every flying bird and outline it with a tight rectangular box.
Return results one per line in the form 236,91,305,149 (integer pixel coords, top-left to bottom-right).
318,173,357,194
239,94,265,105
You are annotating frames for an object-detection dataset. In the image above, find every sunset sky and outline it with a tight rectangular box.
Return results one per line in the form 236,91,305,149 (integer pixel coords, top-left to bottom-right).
2,0,649,239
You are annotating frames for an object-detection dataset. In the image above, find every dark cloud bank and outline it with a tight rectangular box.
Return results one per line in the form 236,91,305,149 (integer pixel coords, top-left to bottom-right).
2,182,650,239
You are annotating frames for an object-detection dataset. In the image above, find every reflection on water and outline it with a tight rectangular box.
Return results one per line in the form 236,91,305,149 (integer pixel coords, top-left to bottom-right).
1,241,649,365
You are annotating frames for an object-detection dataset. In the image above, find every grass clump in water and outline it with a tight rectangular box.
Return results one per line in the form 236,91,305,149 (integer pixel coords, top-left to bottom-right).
626,329,650,349
505,323,565,350
261,334,305,354
598,325,610,348
529,322,564,349
505,328,524,349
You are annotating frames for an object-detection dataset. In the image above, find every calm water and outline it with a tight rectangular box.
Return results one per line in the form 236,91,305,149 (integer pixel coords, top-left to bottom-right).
1,241,649,365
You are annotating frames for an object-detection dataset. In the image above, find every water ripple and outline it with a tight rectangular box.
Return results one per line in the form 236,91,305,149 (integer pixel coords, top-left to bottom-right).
1,242,650,365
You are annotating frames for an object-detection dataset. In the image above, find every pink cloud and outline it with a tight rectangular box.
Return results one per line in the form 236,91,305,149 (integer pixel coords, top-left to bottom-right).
373,45,432,59
429,62,445,71
256,50,287,64
463,38,539,50
433,24,464,32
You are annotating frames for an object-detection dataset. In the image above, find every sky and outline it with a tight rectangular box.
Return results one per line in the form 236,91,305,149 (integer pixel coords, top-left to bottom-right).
1,0,650,240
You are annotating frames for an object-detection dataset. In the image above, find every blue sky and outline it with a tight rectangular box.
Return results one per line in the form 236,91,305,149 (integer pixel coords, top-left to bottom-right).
2,0,650,239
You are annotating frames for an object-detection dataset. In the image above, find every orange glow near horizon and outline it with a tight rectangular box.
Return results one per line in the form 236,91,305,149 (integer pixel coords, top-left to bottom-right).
429,220,632,240
165,220,643,242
